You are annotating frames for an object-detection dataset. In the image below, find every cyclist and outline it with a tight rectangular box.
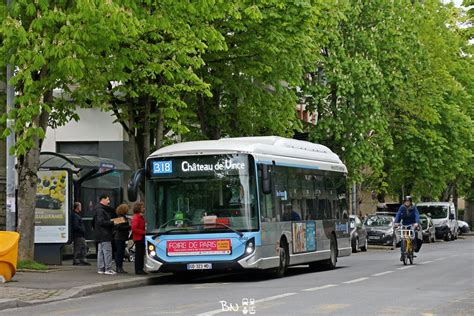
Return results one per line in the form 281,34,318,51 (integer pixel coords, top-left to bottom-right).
394,196,421,260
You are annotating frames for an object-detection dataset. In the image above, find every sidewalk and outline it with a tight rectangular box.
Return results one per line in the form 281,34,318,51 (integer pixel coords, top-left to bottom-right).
0,259,169,311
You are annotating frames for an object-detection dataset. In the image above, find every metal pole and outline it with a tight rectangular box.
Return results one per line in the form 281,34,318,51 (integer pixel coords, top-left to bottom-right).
352,182,357,215
5,0,16,231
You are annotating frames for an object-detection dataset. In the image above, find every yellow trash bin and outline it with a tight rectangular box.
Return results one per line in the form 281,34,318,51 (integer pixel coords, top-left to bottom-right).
0,231,20,282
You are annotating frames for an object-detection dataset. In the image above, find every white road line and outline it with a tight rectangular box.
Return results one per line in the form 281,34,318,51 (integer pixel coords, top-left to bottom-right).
254,293,297,303
372,271,394,277
434,257,447,261
419,260,434,265
196,293,297,316
343,277,369,284
397,266,415,270
301,284,338,292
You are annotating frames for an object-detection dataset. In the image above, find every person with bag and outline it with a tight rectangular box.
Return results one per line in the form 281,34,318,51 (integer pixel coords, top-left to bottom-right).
94,195,117,275
394,196,423,257
113,204,131,273
131,202,147,275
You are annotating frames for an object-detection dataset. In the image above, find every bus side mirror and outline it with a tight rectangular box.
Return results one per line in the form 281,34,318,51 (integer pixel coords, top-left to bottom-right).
261,164,272,195
449,213,455,220
128,169,145,202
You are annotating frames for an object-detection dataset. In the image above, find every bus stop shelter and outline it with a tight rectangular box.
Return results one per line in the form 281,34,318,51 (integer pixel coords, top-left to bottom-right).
34,152,130,265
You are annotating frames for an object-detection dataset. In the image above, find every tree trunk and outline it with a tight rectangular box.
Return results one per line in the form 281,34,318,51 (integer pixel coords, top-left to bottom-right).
230,94,239,135
143,97,151,159
156,106,164,149
197,90,221,140
128,105,142,172
17,107,49,261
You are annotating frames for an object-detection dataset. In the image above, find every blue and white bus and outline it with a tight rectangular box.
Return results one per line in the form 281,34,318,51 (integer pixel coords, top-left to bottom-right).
128,136,351,277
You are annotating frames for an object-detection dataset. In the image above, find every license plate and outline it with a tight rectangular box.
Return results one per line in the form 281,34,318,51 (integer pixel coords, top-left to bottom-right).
187,263,212,270
368,236,379,240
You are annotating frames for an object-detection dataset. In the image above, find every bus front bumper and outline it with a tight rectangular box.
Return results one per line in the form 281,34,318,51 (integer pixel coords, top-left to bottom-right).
145,248,275,272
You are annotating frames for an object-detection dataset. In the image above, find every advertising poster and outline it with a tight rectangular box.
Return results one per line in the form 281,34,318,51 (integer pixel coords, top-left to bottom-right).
292,221,317,254
167,239,231,256
34,170,69,243
305,221,316,252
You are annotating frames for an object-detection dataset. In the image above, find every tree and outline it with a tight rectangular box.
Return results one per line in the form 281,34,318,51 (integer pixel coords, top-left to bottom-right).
383,1,473,200
0,0,138,260
303,1,396,182
104,1,231,171
187,0,321,140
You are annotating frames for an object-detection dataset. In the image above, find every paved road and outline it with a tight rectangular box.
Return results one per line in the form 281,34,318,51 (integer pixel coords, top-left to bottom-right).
2,236,473,316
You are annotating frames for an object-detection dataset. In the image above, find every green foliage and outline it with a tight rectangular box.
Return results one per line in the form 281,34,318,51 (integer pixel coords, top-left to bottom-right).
0,0,139,156
187,0,320,140
383,1,474,200
1,0,472,206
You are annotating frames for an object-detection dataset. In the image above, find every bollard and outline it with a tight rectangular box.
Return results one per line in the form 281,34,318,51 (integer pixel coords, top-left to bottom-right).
0,231,20,282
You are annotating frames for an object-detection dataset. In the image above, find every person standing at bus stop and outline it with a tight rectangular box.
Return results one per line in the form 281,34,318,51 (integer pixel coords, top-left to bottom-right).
94,195,117,275
114,204,131,273
72,202,90,266
132,202,147,275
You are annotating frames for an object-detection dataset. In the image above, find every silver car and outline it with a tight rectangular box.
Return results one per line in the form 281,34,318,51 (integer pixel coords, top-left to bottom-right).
365,214,400,248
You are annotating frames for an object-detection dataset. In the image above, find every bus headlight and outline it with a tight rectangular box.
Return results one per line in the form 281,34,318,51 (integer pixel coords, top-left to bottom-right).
245,238,255,255
147,244,156,256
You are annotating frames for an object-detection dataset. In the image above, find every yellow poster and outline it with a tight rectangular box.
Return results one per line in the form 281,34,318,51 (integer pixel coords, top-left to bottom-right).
34,170,69,243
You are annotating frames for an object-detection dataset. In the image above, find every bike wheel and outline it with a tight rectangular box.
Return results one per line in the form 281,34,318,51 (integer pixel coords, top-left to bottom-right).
401,239,407,265
407,239,414,264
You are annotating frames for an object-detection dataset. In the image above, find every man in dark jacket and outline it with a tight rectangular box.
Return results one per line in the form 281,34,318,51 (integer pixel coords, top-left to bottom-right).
72,202,90,266
93,195,117,275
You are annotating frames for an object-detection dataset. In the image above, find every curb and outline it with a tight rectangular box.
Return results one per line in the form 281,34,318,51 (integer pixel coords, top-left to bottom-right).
0,274,169,311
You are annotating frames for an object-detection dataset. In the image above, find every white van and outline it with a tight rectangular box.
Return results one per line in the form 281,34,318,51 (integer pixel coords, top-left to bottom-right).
417,202,458,241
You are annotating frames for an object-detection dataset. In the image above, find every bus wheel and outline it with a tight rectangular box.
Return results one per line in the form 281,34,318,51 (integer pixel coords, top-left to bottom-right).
323,235,337,270
273,241,288,278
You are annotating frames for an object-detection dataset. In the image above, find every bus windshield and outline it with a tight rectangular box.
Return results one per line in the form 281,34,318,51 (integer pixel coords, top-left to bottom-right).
417,205,448,219
145,154,258,234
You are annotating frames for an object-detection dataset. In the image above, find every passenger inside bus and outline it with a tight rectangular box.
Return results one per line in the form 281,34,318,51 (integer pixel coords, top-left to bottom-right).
282,202,301,221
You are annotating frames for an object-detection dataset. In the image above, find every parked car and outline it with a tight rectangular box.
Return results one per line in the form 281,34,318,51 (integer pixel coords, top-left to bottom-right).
349,215,368,253
417,202,458,241
35,194,62,209
364,214,399,248
419,214,436,243
457,220,470,235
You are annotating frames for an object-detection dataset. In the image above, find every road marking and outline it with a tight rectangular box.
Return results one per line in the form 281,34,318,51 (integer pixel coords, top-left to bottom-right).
196,293,297,316
434,257,447,261
343,277,369,284
302,284,338,292
255,293,297,303
314,303,351,314
372,271,394,277
419,260,434,265
397,266,415,270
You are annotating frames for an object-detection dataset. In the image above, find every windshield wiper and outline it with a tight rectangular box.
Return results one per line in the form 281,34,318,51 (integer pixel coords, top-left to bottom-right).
205,222,244,238
153,223,203,238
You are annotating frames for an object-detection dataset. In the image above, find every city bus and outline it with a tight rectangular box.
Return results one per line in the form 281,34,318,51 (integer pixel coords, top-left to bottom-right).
128,136,351,277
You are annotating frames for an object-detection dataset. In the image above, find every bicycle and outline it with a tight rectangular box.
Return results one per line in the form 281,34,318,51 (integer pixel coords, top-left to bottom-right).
396,225,415,265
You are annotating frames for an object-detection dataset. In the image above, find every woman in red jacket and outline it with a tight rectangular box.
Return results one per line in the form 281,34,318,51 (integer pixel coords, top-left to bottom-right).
131,202,146,275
